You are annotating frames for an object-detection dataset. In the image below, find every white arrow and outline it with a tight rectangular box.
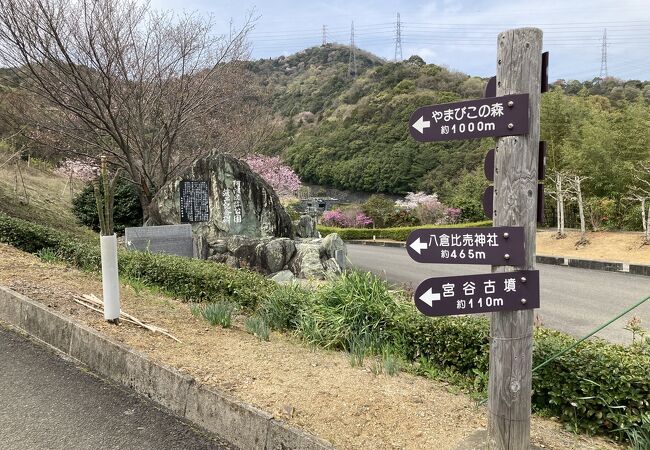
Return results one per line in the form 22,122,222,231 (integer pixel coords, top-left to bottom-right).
411,116,430,134
419,288,441,307
409,237,428,254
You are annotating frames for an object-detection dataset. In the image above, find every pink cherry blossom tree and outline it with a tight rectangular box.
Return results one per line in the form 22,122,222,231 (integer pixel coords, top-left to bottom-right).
243,154,302,199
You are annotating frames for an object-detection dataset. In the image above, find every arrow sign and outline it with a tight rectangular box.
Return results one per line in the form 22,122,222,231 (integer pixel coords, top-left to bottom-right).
411,116,430,134
409,237,428,254
419,288,441,307
414,270,540,317
408,94,529,143
406,226,525,265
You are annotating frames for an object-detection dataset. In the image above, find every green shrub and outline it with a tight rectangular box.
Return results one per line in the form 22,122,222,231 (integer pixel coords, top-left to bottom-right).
72,177,142,234
0,212,274,308
361,194,396,228
245,316,270,341
318,220,492,241
118,251,274,308
201,301,236,327
532,328,650,438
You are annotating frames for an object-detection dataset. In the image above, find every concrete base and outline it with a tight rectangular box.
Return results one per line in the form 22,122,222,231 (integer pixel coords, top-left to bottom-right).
0,285,333,450
454,430,543,450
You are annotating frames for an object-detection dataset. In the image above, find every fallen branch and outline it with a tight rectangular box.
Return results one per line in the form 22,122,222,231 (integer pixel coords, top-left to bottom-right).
72,294,182,343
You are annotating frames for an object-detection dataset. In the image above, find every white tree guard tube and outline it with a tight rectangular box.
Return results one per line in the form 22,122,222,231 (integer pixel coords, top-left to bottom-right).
100,234,120,321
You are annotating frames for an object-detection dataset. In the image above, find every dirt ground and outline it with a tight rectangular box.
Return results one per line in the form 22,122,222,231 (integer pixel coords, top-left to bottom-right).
0,243,622,450
537,229,650,264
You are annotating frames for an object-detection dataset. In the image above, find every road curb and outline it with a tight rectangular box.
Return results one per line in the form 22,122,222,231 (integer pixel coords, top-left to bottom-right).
0,285,334,450
346,240,650,276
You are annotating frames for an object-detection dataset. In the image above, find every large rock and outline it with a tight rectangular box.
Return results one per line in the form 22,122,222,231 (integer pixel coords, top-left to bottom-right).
294,215,319,238
321,233,346,261
291,243,326,279
255,238,296,274
271,270,296,284
148,152,293,258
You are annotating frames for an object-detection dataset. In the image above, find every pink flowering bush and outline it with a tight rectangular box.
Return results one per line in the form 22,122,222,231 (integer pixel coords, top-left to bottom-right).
55,159,99,182
243,154,302,198
321,209,373,228
355,212,373,227
395,191,462,225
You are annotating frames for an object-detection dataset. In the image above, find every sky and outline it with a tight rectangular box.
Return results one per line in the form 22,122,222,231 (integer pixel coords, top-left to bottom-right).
149,0,650,81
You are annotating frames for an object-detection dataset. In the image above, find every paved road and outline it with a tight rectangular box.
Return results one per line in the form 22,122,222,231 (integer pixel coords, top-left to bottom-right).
348,244,650,344
0,324,233,450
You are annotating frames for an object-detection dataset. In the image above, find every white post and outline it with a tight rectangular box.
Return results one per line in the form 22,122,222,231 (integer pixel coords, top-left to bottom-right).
100,234,120,321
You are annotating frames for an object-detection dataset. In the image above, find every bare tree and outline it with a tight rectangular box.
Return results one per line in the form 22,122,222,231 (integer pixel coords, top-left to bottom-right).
0,0,255,222
546,170,568,238
565,174,589,247
631,161,650,243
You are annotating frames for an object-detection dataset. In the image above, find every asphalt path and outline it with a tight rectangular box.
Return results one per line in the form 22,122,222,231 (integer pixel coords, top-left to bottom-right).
0,324,233,450
347,244,650,344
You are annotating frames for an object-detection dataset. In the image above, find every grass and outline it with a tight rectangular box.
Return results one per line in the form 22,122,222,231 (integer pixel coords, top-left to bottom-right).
36,247,60,263
200,301,237,327
245,316,270,341
0,149,96,241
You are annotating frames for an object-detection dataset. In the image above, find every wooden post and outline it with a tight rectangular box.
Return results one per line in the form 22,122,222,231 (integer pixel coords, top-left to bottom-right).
488,27,542,449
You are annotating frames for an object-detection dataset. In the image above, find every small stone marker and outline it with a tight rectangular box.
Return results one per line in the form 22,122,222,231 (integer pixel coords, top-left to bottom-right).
406,226,525,265
180,180,210,223
414,270,539,317
125,224,194,258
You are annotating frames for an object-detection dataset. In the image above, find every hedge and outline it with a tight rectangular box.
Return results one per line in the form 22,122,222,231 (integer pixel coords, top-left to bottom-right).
318,220,492,241
1,212,648,440
0,212,274,309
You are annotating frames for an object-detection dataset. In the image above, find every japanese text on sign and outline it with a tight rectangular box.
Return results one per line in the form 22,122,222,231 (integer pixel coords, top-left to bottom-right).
180,181,210,223
408,94,529,142
406,227,525,265
414,270,539,317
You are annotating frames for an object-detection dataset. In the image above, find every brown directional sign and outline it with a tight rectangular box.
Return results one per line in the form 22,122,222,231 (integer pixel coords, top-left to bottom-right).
406,226,525,265
541,51,549,93
409,94,529,142
485,76,496,98
484,148,495,182
482,186,493,219
414,270,539,317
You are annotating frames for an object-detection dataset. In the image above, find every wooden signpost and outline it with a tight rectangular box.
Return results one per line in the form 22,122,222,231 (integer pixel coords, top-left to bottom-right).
488,27,542,449
407,27,544,449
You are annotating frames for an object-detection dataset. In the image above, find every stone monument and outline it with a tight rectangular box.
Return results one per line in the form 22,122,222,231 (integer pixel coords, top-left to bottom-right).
148,152,293,258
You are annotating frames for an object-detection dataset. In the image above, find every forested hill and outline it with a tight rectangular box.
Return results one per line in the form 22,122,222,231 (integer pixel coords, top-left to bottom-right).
249,44,491,198
249,45,650,202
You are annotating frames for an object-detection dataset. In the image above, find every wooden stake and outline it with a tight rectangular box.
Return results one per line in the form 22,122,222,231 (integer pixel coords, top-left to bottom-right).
488,27,542,449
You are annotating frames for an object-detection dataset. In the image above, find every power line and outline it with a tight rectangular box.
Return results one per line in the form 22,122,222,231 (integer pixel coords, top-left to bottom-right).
394,12,403,62
322,25,327,46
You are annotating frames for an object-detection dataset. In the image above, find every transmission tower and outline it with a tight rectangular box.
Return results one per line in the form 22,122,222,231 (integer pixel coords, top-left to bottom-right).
600,28,608,78
322,25,327,46
394,12,403,61
348,21,357,77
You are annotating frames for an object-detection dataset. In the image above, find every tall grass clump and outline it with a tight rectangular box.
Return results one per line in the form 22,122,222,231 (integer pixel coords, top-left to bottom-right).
297,271,409,353
201,301,236,327
258,283,310,331
245,316,270,341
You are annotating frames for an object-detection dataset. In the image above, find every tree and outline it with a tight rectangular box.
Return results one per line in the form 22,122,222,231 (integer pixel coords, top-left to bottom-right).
0,0,254,222
566,174,590,246
243,154,302,199
631,161,650,243
361,194,395,228
546,170,568,238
